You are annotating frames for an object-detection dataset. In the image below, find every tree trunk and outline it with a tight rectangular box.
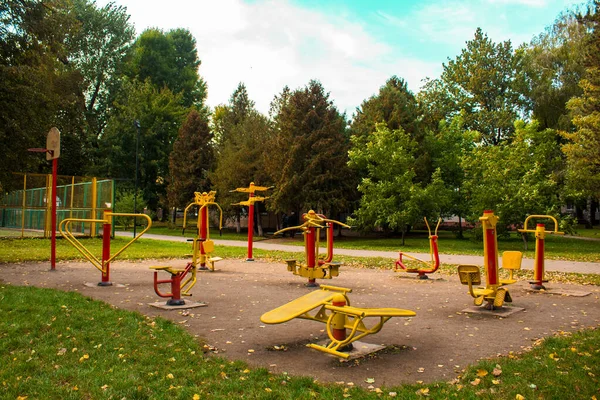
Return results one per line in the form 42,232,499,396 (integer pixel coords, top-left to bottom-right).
586,197,593,229
401,227,406,246
256,203,263,237
458,214,464,239
171,207,177,225
235,211,241,233
521,232,528,251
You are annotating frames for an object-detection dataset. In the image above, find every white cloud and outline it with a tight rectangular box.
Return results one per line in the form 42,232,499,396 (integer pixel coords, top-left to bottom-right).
486,0,547,6
97,0,439,116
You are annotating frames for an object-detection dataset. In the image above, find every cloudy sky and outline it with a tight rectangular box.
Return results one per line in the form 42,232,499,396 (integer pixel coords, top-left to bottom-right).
96,0,582,116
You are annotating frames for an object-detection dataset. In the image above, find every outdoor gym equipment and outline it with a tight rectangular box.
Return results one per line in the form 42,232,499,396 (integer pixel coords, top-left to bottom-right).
181,191,224,271
230,182,272,261
518,215,564,290
274,210,350,287
260,285,416,359
394,217,441,279
59,209,152,286
457,210,523,310
148,192,223,307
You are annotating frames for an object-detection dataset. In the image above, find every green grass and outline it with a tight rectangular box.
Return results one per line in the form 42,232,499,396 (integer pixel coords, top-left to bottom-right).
272,230,600,263
572,224,600,239
1,284,599,399
2,237,600,286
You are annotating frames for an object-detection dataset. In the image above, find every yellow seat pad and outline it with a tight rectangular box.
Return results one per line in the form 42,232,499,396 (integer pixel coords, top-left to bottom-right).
261,290,340,324
326,305,415,318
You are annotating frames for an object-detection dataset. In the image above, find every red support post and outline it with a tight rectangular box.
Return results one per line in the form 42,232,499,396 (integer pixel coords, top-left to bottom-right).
99,210,112,286
306,225,317,287
331,294,347,342
50,158,58,270
199,205,209,270
532,223,546,290
247,192,254,261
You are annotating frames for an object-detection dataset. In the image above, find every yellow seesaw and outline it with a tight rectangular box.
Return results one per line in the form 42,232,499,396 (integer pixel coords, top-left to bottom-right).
260,285,416,359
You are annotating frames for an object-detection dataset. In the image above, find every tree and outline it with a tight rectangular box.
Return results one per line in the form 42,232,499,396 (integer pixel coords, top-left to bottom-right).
520,10,587,131
95,79,188,211
211,83,272,233
266,80,356,217
437,28,524,145
427,116,477,238
67,0,135,140
562,1,600,224
127,28,206,108
167,109,214,209
0,0,84,190
462,120,565,230
348,124,447,244
350,76,429,181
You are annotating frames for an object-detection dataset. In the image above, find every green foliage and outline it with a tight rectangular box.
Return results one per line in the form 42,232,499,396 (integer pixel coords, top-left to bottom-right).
127,28,206,108
520,10,587,131
348,124,447,242
0,0,85,189
462,120,565,228
67,0,135,142
267,80,356,216
95,79,188,211
563,1,600,201
210,83,273,223
438,28,524,145
167,109,214,208
114,189,147,228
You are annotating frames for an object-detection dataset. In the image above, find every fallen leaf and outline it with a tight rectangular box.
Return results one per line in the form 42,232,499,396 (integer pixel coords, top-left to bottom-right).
166,373,174,379
476,369,488,377
365,378,375,383
516,395,525,400
470,378,481,386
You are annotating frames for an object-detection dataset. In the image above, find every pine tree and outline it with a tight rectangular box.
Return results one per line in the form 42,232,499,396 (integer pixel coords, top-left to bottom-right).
167,109,214,209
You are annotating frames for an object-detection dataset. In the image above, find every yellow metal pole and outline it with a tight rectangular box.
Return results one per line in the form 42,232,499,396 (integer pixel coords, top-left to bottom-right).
91,177,97,237
21,174,26,238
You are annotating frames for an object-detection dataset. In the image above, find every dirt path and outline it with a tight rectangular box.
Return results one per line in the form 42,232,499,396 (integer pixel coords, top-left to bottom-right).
2,259,599,389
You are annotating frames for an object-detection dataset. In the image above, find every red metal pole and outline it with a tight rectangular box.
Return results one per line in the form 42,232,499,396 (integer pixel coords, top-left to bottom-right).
484,225,499,286
532,223,546,290
247,193,254,261
199,205,209,270
331,294,347,343
50,158,57,270
99,211,112,286
306,225,317,287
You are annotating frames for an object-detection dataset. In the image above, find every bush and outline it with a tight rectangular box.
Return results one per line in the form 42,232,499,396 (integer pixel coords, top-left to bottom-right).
114,190,147,229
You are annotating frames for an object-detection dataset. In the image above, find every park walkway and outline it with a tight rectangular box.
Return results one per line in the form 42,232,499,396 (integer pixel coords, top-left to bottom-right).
116,232,600,275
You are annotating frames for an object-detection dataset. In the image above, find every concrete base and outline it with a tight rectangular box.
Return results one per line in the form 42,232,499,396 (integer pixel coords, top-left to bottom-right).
84,282,126,288
315,340,386,360
525,287,591,297
148,301,208,310
395,272,445,281
462,306,525,317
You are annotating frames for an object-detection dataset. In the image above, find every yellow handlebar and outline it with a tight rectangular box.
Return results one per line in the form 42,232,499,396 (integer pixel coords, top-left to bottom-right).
518,215,564,235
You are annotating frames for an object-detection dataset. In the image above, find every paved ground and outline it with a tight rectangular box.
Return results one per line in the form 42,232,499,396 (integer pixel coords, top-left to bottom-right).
116,232,600,275
2,258,599,389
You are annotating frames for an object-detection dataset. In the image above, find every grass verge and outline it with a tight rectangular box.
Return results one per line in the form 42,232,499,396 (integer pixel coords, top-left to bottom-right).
1,285,599,399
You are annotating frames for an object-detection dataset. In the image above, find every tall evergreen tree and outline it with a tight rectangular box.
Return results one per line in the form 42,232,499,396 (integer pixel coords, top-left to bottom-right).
167,109,214,209
266,80,356,216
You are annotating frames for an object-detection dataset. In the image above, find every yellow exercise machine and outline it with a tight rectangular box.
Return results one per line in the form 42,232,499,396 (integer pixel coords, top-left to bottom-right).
59,209,152,286
181,191,224,271
274,210,350,287
260,285,416,359
394,217,441,279
458,210,523,310
149,192,223,306
518,215,564,290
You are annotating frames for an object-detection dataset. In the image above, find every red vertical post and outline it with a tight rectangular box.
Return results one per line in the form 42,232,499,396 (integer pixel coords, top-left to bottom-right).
198,205,209,270
306,225,317,287
247,192,254,261
331,294,347,343
480,210,499,287
50,158,58,270
532,223,546,290
99,209,112,286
